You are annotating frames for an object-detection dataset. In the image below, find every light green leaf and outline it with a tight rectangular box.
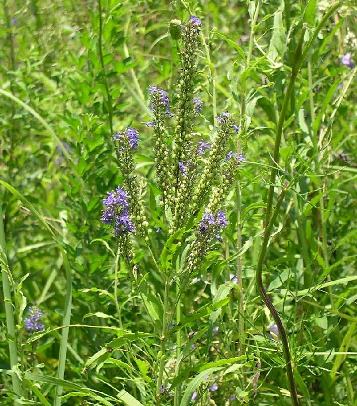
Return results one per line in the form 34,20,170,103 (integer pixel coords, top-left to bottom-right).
268,9,286,61
180,367,223,406
117,389,144,406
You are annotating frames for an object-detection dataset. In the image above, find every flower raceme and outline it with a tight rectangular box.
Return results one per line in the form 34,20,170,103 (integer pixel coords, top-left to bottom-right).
113,127,139,150
149,86,172,117
24,306,44,333
199,210,228,234
101,187,135,236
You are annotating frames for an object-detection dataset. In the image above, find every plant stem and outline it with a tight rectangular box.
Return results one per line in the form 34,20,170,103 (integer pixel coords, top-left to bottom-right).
53,251,72,406
123,16,147,110
114,244,122,327
308,59,333,308
174,280,181,406
156,278,169,404
201,28,217,124
256,188,299,405
0,205,24,404
98,0,113,135
255,26,306,406
236,0,261,354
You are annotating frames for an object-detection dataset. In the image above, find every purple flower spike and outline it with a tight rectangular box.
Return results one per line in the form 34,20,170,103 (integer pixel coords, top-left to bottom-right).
103,187,128,209
101,207,115,224
226,151,237,161
341,53,355,68
191,391,198,402
113,127,139,150
101,186,135,236
197,141,211,155
193,97,203,114
125,127,139,149
149,85,172,117
199,210,228,234
115,213,136,235
189,16,201,27
24,307,44,333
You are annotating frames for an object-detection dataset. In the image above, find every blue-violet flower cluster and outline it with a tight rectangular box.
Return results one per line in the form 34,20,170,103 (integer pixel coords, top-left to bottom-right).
24,306,44,333
101,187,135,236
226,151,246,163
341,53,355,68
189,16,201,27
197,140,211,155
199,210,228,233
148,85,172,117
193,97,203,114
113,127,139,150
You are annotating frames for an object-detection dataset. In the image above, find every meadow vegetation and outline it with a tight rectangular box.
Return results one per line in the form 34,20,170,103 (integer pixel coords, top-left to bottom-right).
0,1,356,405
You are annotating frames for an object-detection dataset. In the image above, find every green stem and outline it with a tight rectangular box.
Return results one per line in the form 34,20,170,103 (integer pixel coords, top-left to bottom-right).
114,244,122,327
201,29,217,124
53,251,72,406
236,0,261,354
156,279,169,404
2,0,16,71
98,0,113,134
174,280,181,406
0,205,24,403
236,182,245,354
123,16,147,109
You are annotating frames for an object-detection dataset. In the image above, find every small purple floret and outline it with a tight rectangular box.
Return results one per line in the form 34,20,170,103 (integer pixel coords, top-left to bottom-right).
149,85,172,117
197,141,211,155
230,274,239,284
199,210,228,234
103,187,128,209
24,307,44,333
232,124,240,133
269,323,279,337
101,187,135,236
341,53,355,68
226,151,245,163
113,127,139,150
193,97,203,114
189,16,201,27
178,161,188,176
115,213,136,235
199,212,216,233
216,210,228,228
191,391,198,402
217,112,230,124
209,383,219,392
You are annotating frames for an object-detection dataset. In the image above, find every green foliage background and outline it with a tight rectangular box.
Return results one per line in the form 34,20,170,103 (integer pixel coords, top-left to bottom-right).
0,0,356,405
